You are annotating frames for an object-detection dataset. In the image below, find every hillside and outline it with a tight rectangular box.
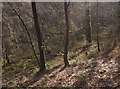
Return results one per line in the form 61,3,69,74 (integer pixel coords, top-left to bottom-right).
2,44,120,88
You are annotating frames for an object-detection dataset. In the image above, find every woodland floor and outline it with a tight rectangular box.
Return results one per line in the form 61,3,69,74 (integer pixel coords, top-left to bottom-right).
2,44,120,88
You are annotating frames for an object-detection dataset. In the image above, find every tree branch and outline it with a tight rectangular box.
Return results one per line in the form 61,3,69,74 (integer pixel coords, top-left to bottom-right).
8,2,39,63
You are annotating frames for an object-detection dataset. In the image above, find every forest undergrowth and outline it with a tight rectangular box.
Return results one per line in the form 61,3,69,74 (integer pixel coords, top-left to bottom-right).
2,43,120,88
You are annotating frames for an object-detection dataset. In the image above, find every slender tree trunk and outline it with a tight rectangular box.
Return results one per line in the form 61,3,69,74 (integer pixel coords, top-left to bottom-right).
64,2,69,67
85,2,92,45
96,2,101,52
118,1,120,42
2,39,11,64
8,3,39,64
32,2,46,71
5,47,10,64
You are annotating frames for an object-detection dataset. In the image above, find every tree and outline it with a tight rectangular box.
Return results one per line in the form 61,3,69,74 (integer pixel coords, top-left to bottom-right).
85,2,92,45
8,3,39,63
2,38,11,64
118,1,120,42
96,2,101,52
63,2,70,67
31,2,46,71
4,45,11,64
2,21,11,64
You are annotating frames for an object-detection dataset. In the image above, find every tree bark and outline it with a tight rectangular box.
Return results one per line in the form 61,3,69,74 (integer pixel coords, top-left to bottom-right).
64,2,69,67
2,39,11,64
5,47,10,64
118,1,120,42
32,2,46,71
96,2,101,52
85,2,92,45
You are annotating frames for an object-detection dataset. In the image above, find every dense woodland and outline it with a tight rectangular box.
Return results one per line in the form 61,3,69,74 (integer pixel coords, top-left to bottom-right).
2,2,120,88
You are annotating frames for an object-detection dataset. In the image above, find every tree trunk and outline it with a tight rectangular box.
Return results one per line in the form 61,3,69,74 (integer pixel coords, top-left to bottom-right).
85,2,92,45
118,1,120,42
31,2,46,71
64,2,69,67
5,47,10,64
96,2,101,52
2,40,11,64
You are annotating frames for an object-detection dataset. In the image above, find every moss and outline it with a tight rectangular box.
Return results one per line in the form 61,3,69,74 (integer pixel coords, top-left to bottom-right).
46,64,50,70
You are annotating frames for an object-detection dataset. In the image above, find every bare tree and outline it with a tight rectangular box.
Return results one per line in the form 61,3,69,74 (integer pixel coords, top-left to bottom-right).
118,1,120,42
63,2,70,67
2,40,11,64
31,2,46,71
96,2,101,52
8,3,39,64
85,2,92,45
